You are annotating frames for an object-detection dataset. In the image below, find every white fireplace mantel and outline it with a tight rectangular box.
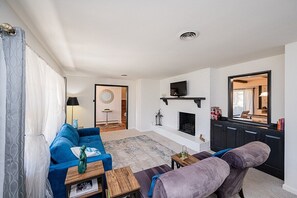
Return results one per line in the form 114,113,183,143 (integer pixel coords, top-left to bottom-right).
152,125,210,152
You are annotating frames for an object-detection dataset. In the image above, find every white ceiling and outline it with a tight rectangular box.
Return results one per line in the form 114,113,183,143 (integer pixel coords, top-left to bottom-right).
6,0,297,79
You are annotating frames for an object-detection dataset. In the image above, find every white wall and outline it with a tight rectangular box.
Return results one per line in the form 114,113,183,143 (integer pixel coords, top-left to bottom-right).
160,68,211,140
136,79,160,132
96,86,122,123
211,54,285,123
283,42,297,195
66,76,136,128
0,0,63,74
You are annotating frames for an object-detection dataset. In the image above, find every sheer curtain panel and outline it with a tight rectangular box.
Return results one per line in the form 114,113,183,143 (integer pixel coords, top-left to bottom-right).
25,46,65,197
243,89,254,114
0,28,26,198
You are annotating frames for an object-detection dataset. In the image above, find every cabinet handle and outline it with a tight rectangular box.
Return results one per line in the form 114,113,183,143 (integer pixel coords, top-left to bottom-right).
245,130,257,135
265,135,281,140
227,127,237,130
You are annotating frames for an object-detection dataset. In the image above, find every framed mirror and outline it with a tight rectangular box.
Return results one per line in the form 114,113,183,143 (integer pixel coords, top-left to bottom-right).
100,89,114,104
228,71,271,125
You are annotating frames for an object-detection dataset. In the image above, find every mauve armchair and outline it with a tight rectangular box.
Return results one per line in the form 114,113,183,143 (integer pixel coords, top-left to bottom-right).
193,141,271,198
135,157,230,198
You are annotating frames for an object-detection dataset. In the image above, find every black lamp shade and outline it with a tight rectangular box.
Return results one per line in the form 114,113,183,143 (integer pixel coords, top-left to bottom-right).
67,97,79,106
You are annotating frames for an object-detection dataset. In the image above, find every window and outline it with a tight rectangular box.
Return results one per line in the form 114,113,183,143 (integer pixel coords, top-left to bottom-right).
233,89,254,117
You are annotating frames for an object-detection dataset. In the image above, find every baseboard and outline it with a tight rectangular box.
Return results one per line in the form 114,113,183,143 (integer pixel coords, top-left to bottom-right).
283,184,297,195
135,127,151,132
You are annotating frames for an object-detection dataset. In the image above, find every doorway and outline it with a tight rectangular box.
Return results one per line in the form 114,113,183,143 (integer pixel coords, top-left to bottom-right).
94,84,128,132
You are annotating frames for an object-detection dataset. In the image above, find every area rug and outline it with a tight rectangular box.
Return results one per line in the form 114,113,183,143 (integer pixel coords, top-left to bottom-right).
103,135,176,172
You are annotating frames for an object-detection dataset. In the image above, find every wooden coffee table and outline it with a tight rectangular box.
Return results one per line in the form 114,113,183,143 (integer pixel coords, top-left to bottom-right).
171,153,199,169
65,161,104,198
105,166,140,198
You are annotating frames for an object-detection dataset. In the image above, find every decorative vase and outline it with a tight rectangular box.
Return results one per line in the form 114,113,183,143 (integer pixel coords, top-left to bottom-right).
78,145,87,174
73,119,78,129
181,145,188,159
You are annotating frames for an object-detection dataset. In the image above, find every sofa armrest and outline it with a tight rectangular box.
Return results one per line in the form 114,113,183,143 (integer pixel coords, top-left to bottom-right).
77,127,100,137
49,153,112,198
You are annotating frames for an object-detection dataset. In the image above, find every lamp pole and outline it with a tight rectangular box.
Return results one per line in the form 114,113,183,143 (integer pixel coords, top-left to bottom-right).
71,105,74,125
66,97,79,126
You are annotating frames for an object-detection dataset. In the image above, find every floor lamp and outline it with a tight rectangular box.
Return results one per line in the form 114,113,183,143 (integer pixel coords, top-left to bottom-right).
67,97,79,125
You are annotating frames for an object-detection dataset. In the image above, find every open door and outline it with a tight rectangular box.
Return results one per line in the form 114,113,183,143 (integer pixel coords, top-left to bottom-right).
94,84,128,132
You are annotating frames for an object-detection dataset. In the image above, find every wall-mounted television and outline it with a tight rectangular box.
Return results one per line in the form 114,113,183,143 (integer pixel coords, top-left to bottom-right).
170,81,187,97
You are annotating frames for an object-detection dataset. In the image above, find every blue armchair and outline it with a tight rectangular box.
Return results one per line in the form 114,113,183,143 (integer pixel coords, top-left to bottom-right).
48,124,112,198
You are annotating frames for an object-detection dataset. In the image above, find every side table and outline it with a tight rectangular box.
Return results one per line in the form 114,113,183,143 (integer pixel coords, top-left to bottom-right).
171,153,199,169
102,109,112,125
65,161,105,198
106,166,140,198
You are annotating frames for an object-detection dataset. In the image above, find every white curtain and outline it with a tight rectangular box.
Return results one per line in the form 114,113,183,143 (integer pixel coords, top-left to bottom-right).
25,46,65,197
243,89,254,114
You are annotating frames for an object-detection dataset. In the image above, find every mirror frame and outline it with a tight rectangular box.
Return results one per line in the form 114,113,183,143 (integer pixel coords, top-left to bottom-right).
228,70,272,126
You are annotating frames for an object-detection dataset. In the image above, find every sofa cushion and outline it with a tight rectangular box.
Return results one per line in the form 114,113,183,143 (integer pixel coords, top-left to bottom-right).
79,135,106,154
79,135,100,144
50,137,77,164
57,124,79,145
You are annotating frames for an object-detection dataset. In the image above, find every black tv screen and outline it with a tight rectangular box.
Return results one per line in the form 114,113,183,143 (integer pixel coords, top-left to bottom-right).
170,81,187,97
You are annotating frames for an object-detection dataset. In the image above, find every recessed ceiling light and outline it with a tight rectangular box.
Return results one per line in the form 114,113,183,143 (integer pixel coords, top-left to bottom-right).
180,31,199,40
121,74,127,77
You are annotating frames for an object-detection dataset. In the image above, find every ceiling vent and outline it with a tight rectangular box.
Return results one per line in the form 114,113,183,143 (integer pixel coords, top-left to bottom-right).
180,31,199,40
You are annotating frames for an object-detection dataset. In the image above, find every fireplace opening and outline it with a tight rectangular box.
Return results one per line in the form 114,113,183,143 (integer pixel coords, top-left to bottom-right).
179,112,195,136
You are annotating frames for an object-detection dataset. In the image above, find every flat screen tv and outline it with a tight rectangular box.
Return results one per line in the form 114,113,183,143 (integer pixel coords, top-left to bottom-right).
170,81,187,97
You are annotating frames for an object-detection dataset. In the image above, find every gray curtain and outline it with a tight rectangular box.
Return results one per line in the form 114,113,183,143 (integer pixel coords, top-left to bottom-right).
1,28,26,197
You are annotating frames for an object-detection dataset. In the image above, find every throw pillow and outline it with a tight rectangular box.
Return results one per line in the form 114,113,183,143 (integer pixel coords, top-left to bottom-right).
148,174,162,197
50,137,77,163
212,148,232,158
71,147,101,158
58,124,79,145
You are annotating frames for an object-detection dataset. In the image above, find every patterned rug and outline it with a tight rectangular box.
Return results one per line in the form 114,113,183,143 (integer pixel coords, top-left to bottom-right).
103,135,176,172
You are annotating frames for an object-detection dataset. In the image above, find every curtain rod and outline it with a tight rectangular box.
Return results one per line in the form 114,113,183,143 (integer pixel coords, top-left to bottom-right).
0,23,65,78
0,23,16,36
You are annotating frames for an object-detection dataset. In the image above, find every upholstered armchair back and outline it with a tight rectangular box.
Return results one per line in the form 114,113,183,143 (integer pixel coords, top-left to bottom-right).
153,157,230,198
217,141,271,198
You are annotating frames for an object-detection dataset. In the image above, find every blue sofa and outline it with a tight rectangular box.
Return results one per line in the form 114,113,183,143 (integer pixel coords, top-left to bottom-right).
48,124,112,198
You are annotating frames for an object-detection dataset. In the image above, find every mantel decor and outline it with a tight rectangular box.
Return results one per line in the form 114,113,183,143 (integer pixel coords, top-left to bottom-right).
155,109,163,126
160,97,206,108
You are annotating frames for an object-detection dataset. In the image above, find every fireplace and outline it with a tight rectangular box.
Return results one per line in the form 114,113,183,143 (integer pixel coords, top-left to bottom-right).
179,112,195,136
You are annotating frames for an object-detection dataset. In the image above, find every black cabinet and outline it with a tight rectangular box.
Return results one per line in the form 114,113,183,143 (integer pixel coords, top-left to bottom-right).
210,120,284,179
258,131,284,179
211,123,226,150
226,126,237,148
242,129,260,144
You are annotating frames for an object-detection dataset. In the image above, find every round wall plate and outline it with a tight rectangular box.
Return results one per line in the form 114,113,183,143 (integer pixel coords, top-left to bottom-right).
100,89,114,104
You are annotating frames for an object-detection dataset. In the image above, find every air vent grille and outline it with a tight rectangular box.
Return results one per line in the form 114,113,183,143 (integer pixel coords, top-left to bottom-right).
180,31,199,40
